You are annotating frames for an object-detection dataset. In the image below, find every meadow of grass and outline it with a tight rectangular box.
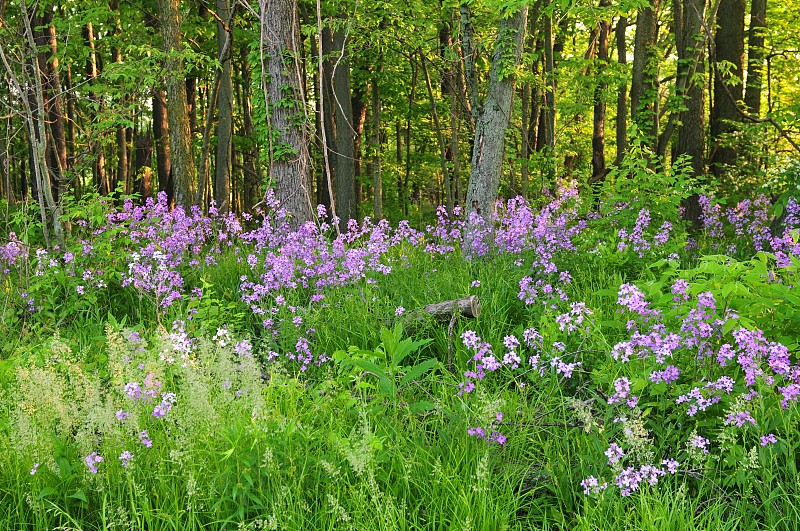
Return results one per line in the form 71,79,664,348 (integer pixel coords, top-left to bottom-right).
0,177,799,529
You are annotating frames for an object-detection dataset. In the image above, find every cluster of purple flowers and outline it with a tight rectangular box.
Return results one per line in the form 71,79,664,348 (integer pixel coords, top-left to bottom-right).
700,194,800,261
467,412,507,445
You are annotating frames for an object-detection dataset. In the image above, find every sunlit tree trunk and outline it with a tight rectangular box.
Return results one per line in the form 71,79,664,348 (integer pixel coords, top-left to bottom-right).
260,0,314,225
156,0,196,208
631,0,660,147
215,0,234,213
744,0,766,115
463,2,529,220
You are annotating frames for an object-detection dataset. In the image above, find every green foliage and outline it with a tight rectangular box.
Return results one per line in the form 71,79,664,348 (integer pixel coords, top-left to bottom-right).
333,323,437,413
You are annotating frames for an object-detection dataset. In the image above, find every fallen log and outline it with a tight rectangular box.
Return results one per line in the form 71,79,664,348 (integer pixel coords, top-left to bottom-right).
420,295,480,321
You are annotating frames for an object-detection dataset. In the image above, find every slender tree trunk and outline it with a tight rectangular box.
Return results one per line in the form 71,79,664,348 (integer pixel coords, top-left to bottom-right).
591,0,611,184
401,62,417,216
156,0,196,208
744,0,766,115
631,0,660,147
615,16,628,165
240,49,261,213
710,0,745,177
352,85,367,209
464,3,529,220
261,0,314,225
325,24,357,228
152,90,172,200
63,63,76,175
83,22,109,195
34,7,68,203
109,0,129,196
215,0,234,213
421,50,453,213
371,74,382,219
541,5,555,151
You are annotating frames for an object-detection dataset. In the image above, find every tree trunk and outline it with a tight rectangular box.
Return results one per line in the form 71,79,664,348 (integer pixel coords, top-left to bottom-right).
156,0,196,208
83,22,109,195
215,0,234,213
152,90,172,200
371,74,382,219
240,49,261,213
541,5,556,152
352,84,367,209
710,0,745,177
630,0,660,147
464,3,529,220
421,50,453,213
260,0,314,225
33,6,68,204
615,17,628,166
110,0,129,196
674,0,708,228
744,0,766,115
591,0,611,184
325,25,357,229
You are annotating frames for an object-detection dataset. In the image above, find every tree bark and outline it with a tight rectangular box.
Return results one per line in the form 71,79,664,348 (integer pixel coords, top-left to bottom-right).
744,0,766,115
371,73,382,219
591,0,611,184
464,3,529,220
83,22,108,195
240,49,261,213
156,0,196,208
710,0,745,177
615,17,628,166
674,0,708,228
630,0,660,147
215,0,234,213
152,90,172,200
261,0,314,225
352,84,367,208
324,24,357,229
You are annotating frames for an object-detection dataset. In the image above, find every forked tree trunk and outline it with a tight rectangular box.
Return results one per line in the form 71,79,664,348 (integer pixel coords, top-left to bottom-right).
464,3,529,220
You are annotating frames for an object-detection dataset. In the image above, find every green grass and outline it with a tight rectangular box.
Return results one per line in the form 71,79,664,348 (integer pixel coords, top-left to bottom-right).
1,229,799,529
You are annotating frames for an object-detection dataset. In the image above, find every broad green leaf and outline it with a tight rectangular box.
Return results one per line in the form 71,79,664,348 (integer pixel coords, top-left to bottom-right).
400,358,439,387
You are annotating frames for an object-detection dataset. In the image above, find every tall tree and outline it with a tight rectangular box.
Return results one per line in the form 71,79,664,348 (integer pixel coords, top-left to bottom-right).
630,0,660,147
83,21,108,195
614,16,628,165
591,0,611,183
744,0,766,115
322,22,357,228
673,0,708,227
710,0,745,177
156,0,196,207
260,0,314,224
463,2,529,220
215,0,234,213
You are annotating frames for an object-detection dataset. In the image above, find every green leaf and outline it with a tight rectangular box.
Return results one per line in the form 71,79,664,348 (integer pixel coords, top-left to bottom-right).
69,490,89,505
380,326,399,359
392,338,433,369
400,358,439,387
38,487,58,499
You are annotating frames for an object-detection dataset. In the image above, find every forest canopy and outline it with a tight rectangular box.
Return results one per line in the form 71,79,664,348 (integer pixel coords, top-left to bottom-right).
0,0,798,233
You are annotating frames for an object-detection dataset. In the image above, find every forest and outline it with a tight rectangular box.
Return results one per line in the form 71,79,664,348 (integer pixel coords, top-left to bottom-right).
0,0,796,227
1,0,800,529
